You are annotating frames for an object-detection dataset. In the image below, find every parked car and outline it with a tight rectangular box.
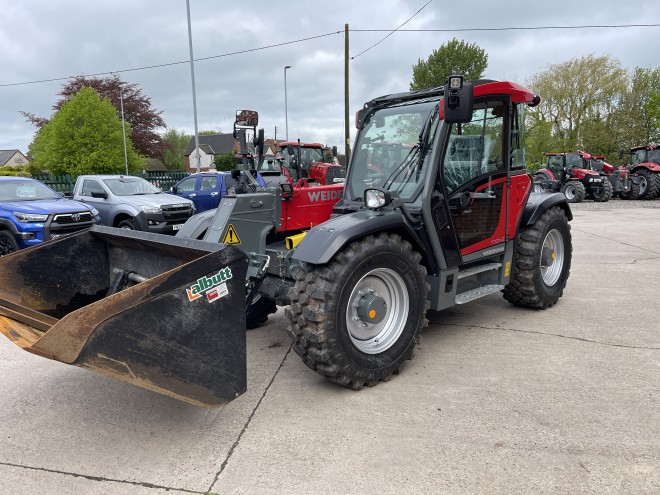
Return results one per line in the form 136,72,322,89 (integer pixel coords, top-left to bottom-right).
72,175,194,234
0,176,99,255
170,171,266,213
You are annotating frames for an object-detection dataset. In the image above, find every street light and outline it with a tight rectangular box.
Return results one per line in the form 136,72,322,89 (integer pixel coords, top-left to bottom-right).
119,85,128,175
284,65,292,141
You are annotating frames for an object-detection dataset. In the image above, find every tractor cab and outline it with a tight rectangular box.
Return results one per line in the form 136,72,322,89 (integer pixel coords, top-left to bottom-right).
278,141,344,185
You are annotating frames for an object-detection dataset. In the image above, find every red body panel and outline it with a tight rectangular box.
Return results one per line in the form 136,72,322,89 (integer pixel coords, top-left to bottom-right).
569,168,599,180
634,163,660,173
459,174,532,256
279,182,344,232
536,168,556,180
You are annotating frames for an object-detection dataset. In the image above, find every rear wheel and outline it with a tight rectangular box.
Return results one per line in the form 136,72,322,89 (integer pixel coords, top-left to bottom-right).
0,231,19,256
560,181,585,203
591,179,612,202
287,233,429,388
636,169,659,199
503,206,572,309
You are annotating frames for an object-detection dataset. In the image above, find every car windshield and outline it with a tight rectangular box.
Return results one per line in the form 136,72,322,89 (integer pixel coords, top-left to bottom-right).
347,99,439,202
0,180,60,202
103,178,160,196
647,149,660,164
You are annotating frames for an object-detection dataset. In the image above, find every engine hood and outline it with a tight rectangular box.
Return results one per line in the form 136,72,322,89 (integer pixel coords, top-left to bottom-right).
2,198,93,214
120,193,193,208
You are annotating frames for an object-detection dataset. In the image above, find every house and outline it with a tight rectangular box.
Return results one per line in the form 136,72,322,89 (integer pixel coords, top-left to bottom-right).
184,134,238,172
0,150,29,167
184,134,280,172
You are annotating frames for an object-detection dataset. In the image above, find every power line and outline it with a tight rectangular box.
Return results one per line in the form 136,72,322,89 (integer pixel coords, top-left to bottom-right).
351,23,660,33
0,31,342,88
351,0,433,60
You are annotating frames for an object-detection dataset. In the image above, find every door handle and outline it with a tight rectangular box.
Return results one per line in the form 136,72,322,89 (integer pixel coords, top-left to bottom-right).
211,192,219,197
189,193,196,197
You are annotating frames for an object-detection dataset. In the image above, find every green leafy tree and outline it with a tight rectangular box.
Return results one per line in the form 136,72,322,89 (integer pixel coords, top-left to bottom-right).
29,86,142,175
410,38,488,90
214,152,236,171
527,54,626,157
162,128,192,171
23,75,165,158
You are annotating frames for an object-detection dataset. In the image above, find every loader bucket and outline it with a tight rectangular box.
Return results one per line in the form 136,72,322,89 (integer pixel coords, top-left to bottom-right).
0,225,248,407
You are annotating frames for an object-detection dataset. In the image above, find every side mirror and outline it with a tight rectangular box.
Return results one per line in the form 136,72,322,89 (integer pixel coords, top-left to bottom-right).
235,109,258,127
443,75,474,124
170,186,178,193
332,146,338,157
91,191,107,199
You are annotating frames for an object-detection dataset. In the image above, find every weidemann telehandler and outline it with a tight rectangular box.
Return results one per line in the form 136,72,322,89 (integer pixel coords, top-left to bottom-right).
0,76,572,407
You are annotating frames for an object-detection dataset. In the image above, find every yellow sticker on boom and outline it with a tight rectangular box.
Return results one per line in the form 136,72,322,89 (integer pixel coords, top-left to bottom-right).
223,224,241,245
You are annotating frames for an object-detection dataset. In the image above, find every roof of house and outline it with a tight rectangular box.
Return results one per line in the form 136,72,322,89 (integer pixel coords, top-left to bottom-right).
0,149,23,166
185,134,238,156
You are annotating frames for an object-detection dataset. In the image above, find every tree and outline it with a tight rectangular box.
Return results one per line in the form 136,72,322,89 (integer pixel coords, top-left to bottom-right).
527,54,626,158
29,86,142,175
214,152,236,171
162,128,192,171
410,38,488,91
22,75,165,158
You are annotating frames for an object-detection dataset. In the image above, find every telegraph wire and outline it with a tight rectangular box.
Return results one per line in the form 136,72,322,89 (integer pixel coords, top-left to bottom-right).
0,31,342,88
2,22,658,88
350,0,433,60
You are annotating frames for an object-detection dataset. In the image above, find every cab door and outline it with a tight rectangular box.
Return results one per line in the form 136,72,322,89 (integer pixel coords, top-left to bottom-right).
440,98,530,259
196,175,221,212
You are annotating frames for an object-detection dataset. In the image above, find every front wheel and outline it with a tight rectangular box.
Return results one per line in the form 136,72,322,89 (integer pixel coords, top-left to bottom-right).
636,169,659,199
620,181,640,200
560,181,585,203
246,295,278,329
0,231,19,256
503,206,572,309
286,233,429,389
591,179,612,202
118,219,137,230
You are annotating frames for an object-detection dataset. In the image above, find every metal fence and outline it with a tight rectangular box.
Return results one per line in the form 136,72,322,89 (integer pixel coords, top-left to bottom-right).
34,171,190,194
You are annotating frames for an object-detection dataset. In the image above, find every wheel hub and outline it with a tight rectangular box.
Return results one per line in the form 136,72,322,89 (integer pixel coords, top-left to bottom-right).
355,291,387,325
541,246,555,267
540,229,564,286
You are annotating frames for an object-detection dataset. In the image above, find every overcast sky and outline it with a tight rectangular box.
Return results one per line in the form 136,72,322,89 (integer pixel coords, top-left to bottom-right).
1,0,658,156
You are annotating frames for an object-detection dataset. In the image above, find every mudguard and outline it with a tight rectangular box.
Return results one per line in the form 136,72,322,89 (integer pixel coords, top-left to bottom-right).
520,192,573,226
175,208,217,240
292,209,423,265
0,225,248,407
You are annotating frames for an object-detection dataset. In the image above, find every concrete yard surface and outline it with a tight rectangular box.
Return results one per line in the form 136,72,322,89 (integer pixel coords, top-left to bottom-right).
0,202,659,494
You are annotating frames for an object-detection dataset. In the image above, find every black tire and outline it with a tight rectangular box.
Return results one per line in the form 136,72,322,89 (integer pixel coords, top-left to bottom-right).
286,233,429,389
560,181,585,203
591,179,612,202
533,173,550,193
619,181,641,200
117,219,137,230
0,231,19,256
503,206,572,309
246,296,278,329
635,169,659,199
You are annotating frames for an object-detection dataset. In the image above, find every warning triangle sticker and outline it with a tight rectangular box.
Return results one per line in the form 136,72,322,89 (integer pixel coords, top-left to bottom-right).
222,224,241,245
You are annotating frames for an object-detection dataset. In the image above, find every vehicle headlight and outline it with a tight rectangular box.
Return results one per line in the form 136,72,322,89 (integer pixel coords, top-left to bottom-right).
14,212,48,222
91,208,100,216
140,205,162,214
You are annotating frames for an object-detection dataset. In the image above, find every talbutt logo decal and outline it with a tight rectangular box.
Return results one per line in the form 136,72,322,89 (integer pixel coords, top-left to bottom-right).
186,267,233,302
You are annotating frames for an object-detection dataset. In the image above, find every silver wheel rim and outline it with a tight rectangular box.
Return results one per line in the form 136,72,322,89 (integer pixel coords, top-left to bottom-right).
346,267,409,354
564,185,576,200
639,176,648,195
541,229,564,286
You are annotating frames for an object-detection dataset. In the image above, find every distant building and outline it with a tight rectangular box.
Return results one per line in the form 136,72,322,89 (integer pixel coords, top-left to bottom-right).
184,134,279,172
0,150,29,167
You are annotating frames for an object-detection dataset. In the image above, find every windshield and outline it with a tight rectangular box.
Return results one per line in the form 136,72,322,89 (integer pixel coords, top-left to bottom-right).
565,153,585,169
0,180,59,202
103,178,160,196
348,99,439,202
282,147,324,169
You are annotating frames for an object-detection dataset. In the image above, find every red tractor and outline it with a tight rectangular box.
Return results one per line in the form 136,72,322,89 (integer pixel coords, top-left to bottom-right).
277,141,345,185
590,155,640,200
619,144,660,199
534,151,612,202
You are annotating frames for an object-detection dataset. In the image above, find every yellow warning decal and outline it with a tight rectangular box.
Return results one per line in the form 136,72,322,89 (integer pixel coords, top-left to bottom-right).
504,261,511,277
223,224,241,245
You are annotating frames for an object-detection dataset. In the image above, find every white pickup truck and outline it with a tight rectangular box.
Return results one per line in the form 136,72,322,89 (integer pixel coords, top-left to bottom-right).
72,175,195,234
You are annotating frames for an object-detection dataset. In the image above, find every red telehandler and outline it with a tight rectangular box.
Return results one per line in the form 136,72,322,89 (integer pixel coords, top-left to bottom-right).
0,77,572,407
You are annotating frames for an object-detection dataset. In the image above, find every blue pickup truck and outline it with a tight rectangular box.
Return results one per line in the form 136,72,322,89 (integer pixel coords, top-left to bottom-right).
170,171,266,213
0,177,99,255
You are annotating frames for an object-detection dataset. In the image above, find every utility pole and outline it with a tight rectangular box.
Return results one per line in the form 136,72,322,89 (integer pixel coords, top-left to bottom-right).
186,0,201,173
119,84,128,175
344,24,351,165
284,65,292,141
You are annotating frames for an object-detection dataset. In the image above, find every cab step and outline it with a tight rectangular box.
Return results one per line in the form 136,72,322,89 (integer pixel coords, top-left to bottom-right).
457,262,502,280
455,284,504,304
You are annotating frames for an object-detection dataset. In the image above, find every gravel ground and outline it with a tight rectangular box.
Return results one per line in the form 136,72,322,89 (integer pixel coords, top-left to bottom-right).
568,196,660,210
